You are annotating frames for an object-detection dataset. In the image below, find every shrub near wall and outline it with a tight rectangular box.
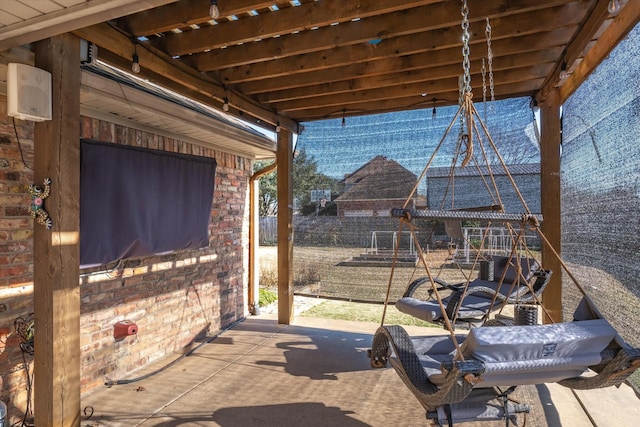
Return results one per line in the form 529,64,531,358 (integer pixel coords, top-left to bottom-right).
0,103,250,422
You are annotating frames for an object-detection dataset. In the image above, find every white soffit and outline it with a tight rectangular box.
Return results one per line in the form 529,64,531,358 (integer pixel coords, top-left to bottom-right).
0,1,178,51
80,70,276,160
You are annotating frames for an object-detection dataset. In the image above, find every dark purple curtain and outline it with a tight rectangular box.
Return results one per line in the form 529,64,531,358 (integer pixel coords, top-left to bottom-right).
80,140,217,266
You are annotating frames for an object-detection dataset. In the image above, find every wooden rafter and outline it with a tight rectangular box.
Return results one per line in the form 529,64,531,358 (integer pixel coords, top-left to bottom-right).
270,64,553,113
193,0,583,73
74,0,618,124
291,79,544,121
156,0,443,58
120,0,286,36
559,0,640,102
255,49,561,104
237,29,573,95
3,0,624,125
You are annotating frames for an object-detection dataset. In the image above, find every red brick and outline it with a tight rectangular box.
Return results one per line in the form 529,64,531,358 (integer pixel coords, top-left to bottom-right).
0,265,29,278
0,218,30,229
5,206,29,216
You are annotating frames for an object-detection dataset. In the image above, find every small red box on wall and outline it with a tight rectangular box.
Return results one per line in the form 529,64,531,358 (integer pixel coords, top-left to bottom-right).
114,320,138,341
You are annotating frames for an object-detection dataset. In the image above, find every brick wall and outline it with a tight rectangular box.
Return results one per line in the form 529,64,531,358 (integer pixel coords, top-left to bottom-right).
336,199,408,217
0,95,35,423
0,98,251,422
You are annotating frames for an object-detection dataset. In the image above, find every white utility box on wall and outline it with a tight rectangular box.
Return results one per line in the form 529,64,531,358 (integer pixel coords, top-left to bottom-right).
7,63,52,122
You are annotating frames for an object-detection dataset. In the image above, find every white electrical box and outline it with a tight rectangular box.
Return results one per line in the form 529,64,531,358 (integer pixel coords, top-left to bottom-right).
7,63,52,122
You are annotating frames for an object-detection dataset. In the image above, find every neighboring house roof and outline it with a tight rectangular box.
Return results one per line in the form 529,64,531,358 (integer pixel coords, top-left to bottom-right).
426,163,540,178
336,156,417,201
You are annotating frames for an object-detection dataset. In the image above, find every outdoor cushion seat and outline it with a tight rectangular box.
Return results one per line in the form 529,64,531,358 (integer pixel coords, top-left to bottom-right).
396,255,551,327
428,255,540,299
369,300,640,425
489,255,539,284
396,294,492,323
407,334,467,383
389,319,616,388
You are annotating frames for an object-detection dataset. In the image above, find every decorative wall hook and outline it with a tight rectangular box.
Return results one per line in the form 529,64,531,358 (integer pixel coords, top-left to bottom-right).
28,178,52,229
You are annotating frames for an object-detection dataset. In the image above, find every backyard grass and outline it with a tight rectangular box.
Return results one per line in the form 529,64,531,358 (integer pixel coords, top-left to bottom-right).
299,298,438,327
260,245,471,303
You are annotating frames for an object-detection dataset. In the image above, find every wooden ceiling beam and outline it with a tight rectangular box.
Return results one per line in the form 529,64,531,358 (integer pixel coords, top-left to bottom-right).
559,0,640,102
564,0,612,64
120,0,284,36
257,49,561,104
191,0,579,71
274,64,553,113
214,5,586,85
539,0,611,98
210,26,443,82
295,79,544,122
158,0,443,57
237,28,574,95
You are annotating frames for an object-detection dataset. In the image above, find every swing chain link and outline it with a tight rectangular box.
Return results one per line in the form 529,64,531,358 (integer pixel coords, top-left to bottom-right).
461,0,471,95
482,58,487,120
485,17,495,102
481,59,486,102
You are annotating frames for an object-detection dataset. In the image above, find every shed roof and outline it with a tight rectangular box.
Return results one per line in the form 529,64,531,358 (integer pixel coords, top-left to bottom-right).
426,163,540,178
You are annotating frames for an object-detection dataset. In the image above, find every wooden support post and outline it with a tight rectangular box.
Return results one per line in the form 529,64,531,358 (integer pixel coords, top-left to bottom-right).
540,88,563,323
33,34,81,426
249,177,260,315
249,162,278,315
276,129,294,324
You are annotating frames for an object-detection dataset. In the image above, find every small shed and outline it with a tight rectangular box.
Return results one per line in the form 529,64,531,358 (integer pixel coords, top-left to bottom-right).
426,163,541,214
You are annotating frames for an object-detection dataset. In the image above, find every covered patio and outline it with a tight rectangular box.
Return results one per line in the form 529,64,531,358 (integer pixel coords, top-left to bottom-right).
81,309,640,426
1,1,639,426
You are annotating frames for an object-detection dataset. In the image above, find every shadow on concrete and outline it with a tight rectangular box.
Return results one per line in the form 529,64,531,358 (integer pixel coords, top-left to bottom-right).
535,384,562,427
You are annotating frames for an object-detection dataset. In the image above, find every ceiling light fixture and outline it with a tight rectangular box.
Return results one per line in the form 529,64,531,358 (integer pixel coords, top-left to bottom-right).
131,44,140,74
432,98,437,120
608,0,620,15
559,61,569,80
222,97,230,112
209,0,220,19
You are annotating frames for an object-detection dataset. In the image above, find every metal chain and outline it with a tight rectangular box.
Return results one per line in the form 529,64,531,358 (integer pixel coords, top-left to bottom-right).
485,17,495,102
458,73,464,132
481,58,487,120
461,0,471,95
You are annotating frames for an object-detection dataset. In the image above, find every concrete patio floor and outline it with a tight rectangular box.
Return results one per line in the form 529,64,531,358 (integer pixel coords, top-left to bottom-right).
81,308,640,427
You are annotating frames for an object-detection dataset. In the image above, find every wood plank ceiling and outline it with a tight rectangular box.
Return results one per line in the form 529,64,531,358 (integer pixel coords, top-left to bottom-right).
3,0,640,133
